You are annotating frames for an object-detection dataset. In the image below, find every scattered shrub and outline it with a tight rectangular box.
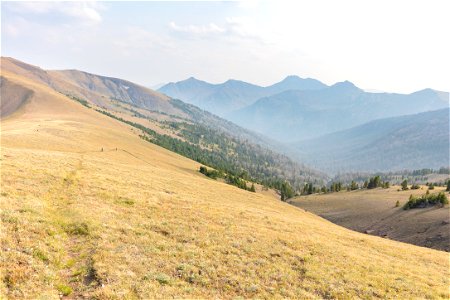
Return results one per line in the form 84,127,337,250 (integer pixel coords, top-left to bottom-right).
411,184,420,190
32,249,49,263
199,166,223,180
155,273,171,285
57,284,73,296
64,222,89,236
403,192,448,210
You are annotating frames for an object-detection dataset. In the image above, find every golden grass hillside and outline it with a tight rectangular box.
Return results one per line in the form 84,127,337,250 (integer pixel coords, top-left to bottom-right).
1,71,449,299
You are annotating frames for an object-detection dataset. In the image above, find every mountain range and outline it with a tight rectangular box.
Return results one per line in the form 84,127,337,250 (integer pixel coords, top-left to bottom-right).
158,75,327,116
291,108,449,173
158,75,449,174
230,82,448,142
160,77,448,143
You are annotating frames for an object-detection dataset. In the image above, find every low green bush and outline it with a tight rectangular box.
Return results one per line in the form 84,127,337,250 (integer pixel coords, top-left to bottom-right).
403,192,448,210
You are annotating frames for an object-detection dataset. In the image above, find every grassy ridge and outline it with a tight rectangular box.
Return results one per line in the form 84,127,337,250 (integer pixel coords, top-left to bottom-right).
1,66,449,299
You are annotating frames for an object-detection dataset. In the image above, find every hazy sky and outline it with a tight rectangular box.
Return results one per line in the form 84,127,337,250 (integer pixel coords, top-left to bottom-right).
2,1,449,93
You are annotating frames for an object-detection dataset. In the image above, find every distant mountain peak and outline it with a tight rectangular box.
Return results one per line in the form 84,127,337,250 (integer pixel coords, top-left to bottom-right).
223,79,246,84
172,76,212,86
283,75,302,80
224,79,239,84
222,79,260,89
330,80,361,92
412,88,435,94
184,76,200,82
266,75,328,94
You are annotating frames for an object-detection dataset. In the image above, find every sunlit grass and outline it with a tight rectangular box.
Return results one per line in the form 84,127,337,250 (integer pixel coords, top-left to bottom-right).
1,71,449,298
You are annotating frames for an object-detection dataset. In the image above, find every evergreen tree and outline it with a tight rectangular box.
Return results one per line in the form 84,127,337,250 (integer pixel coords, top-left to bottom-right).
307,183,313,195
401,180,409,190
368,176,381,189
280,181,294,201
250,183,256,193
199,166,207,175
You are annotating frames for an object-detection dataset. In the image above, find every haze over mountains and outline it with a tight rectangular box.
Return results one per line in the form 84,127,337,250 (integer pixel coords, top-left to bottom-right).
231,83,448,142
158,75,327,116
159,75,449,173
160,77,448,142
292,108,449,173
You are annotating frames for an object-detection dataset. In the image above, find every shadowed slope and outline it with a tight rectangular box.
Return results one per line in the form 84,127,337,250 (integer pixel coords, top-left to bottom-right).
0,77,33,118
290,187,450,251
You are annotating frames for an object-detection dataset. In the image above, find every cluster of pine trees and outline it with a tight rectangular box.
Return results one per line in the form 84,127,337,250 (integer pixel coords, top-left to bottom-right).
299,175,395,197
403,191,448,210
65,93,91,108
199,166,256,192
364,176,389,189
333,167,449,187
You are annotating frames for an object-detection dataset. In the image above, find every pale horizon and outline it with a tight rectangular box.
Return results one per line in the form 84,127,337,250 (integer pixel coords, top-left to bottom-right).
2,0,450,94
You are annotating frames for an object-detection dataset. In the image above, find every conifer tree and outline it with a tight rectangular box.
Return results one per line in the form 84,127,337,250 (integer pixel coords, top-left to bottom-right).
401,180,408,190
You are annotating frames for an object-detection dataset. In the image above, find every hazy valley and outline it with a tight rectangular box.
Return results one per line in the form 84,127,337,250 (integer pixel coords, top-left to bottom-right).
3,1,450,298
1,54,449,299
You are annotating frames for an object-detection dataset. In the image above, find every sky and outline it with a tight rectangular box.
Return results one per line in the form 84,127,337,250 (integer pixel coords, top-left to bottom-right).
2,0,450,93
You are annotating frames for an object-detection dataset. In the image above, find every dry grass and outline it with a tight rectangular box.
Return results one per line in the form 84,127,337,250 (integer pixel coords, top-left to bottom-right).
1,71,449,299
290,187,450,251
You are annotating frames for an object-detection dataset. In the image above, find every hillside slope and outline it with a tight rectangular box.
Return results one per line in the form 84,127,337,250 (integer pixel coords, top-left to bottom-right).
290,187,450,251
230,81,449,142
1,57,325,189
1,63,449,299
292,109,450,173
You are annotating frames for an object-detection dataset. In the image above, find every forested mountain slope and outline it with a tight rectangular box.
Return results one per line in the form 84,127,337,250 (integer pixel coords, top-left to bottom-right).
291,108,449,173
